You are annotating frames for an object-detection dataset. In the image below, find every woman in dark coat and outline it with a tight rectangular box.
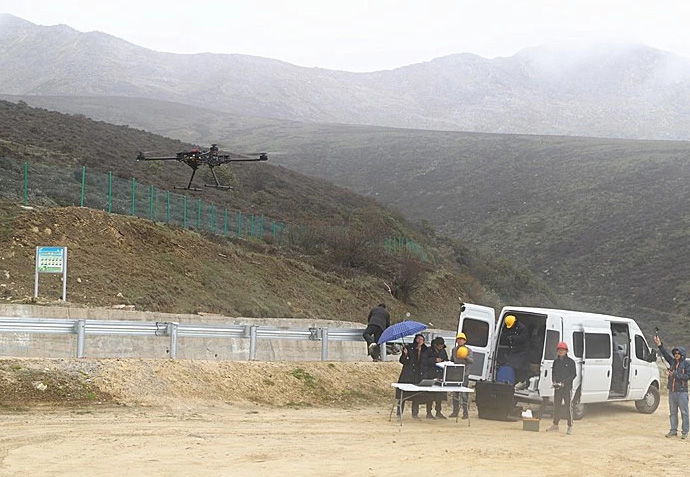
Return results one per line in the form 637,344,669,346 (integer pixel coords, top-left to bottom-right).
396,334,428,418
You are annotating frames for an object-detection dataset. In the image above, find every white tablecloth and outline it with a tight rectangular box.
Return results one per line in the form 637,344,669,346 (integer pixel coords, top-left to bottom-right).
391,383,473,393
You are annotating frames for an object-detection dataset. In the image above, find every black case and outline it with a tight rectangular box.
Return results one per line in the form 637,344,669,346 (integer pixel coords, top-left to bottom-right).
475,381,516,421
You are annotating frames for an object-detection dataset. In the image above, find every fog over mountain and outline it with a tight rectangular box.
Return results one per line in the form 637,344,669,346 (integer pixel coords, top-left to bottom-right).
2,13,690,140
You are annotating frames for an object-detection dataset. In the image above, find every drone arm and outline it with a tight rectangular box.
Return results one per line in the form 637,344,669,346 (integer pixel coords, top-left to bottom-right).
216,154,269,164
137,155,180,161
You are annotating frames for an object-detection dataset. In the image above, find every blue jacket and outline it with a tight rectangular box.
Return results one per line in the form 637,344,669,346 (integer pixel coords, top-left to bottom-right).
659,345,690,393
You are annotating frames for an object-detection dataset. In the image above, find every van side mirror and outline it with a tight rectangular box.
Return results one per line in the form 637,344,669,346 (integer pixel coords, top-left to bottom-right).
647,349,657,363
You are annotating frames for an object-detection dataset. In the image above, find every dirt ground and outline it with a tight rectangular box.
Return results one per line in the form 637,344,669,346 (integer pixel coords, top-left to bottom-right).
0,359,687,476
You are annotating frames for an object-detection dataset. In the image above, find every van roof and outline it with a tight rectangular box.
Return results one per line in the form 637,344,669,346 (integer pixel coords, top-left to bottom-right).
500,306,638,324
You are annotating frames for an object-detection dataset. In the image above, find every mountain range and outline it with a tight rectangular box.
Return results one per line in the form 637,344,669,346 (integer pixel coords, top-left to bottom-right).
3,13,690,140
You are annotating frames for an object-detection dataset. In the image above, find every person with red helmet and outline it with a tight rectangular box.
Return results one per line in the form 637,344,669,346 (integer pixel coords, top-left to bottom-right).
546,341,577,435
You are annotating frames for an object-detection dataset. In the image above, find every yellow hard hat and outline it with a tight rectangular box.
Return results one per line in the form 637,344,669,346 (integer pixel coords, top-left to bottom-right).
456,346,469,359
505,315,516,329
456,332,467,340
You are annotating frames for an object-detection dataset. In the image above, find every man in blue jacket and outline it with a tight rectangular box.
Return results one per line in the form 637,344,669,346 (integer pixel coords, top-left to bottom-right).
654,335,690,439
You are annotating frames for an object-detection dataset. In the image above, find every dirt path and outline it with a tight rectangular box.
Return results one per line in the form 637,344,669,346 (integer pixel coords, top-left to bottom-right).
0,400,686,476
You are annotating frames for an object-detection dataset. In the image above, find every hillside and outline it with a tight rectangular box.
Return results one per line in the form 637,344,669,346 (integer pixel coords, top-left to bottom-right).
218,122,690,340
3,14,690,140
2,97,689,341
0,100,559,329
0,201,451,325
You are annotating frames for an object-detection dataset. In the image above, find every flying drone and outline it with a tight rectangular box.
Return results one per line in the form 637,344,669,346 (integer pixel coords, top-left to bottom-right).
136,144,268,190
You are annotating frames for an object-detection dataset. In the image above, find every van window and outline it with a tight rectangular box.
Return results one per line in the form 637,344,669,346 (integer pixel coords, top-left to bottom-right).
585,333,611,359
544,329,561,360
634,335,650,361
461,318,489,347
572,332,584,358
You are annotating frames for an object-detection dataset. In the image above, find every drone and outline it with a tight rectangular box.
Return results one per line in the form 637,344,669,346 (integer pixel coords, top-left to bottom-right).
136,144,268,190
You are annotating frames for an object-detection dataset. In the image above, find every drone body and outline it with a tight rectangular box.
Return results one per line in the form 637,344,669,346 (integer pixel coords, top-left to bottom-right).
136,144,268,190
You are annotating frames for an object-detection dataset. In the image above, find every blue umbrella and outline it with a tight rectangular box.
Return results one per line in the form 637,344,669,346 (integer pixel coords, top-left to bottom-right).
377,320,428,345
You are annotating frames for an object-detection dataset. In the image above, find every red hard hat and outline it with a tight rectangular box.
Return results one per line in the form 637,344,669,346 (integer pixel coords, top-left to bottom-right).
556,341,568,351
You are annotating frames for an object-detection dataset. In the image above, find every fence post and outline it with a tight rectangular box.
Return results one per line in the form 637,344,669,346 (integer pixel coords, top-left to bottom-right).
80,166,86,207
183,196,187,228
168,322,178,359
166,191,170,223
131,178,136,216
149,185,154,220
210,203,215,233
380,341,387,361
249,325,257,360
237,211,242,236
197,199,201,229
250,215,254,237
224,209,228,236
75,319,86,358
23,162,28,206
107,171,112,213
321,327,329,361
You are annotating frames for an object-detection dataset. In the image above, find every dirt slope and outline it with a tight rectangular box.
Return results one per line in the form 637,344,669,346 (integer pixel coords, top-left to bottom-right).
0,201,475,328
0,358,399,408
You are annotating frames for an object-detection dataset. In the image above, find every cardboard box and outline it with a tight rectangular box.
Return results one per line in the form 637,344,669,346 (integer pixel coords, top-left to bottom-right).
522,418,540,432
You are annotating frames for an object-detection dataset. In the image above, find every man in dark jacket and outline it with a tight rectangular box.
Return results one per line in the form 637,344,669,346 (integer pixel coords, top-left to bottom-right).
423,337,449,419
654,335,689,439
499,315,530,384
546,341,577,435
362,303,390,362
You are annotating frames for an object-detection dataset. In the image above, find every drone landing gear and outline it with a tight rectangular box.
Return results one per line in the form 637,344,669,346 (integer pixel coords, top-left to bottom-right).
204,184,233,190
204,166,233,190
174,186,203,191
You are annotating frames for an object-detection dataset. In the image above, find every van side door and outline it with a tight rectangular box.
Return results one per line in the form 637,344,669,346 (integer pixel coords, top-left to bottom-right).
581,323,613,403
457,303,496,381
629,334,653,399
537,314,564,399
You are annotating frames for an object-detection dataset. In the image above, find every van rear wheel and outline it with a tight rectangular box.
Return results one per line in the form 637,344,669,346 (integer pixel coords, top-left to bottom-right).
635,385,660,414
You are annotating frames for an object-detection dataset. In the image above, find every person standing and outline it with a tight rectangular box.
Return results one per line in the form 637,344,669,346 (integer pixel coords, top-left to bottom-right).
450,332,474,419
423,337,449,419
546,342,577,435
397,334,428,419
654,334,689,439
362,303,390,362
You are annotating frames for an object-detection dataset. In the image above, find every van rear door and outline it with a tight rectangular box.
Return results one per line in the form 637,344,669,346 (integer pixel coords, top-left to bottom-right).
457,303,496,381
537,314,564,399
581,323,613,403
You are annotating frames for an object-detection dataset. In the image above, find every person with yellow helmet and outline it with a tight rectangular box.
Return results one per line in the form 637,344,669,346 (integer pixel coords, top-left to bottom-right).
499,314,530,384
449,332,474,419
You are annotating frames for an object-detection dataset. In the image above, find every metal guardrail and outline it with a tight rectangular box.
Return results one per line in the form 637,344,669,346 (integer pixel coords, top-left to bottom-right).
0,317,456,361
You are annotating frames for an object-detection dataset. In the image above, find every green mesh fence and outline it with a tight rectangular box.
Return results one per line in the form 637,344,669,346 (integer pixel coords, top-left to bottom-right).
0,160,425,259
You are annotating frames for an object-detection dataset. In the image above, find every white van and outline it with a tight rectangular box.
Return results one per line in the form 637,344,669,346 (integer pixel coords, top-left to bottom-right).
458,303,661,420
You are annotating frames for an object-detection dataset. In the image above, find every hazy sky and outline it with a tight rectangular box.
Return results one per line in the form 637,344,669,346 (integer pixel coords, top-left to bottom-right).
3,0,690,71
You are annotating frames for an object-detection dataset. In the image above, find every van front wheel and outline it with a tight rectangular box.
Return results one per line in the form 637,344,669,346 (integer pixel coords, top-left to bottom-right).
635,385,660,414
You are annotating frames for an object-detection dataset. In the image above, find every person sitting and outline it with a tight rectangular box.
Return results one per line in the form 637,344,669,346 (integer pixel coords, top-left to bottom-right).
499,315,530,384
